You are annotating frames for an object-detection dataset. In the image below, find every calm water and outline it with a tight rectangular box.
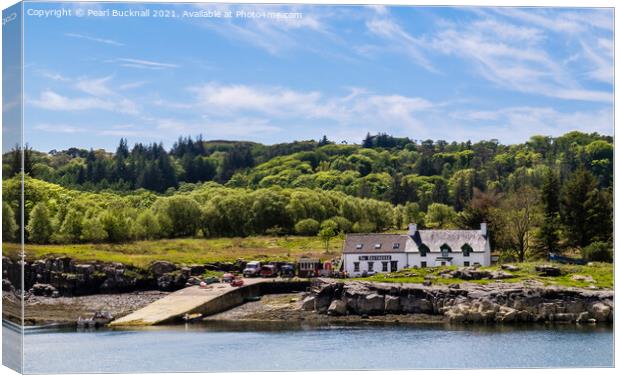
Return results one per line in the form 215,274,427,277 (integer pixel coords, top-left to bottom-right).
14,321,614,373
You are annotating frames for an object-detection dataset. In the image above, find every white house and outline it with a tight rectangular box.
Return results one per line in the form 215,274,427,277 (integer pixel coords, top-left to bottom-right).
342,223,491,277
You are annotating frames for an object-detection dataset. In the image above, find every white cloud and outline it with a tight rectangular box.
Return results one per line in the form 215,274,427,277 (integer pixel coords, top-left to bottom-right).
75,76,114,97
427,17,611,102
191,82,435,128
34,124,86,134
365,17,438,73
450,106,613,142
188,4,332,55
30,90,139,115
64,33,124,46
109,58,179,69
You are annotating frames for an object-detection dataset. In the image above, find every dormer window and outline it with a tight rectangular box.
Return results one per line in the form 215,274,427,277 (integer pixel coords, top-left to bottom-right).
356,244,363,249
393,243,400,249
374,243,382,249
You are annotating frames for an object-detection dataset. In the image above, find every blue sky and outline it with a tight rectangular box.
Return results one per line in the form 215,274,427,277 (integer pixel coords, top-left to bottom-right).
19,2,613,152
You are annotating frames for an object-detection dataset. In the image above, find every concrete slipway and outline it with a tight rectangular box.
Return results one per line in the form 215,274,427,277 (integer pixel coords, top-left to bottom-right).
109,278,309,326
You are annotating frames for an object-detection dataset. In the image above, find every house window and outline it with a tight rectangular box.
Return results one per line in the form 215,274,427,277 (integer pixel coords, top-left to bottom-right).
382,262,388,272
354,262,360,272
421,261,427,268
368,262,374,272
441,261,446,266
464,261,470,267
461,243,473,257
419,244,429,257
440,243,452,258
393,243,400,249
374,243,382,249
356,244,363,249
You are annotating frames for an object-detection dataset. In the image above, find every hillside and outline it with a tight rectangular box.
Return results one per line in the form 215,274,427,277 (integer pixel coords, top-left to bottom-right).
2,131,613,263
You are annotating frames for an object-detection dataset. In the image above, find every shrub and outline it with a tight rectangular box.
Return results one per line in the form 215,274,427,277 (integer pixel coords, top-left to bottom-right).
294,218,320,235
581,241,613,262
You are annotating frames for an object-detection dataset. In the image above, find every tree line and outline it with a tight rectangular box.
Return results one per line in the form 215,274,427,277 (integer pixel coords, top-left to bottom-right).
2,131,613,262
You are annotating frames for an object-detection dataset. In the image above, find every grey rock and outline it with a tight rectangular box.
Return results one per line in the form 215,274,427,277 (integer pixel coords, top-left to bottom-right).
327,300,347,316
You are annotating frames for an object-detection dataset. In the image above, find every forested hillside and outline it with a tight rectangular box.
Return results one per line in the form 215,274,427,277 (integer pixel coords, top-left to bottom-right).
2,131,613,262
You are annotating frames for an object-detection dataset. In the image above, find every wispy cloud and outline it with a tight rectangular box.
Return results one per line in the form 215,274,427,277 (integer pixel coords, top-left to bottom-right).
187,3,332,55
30,90,139,115
64,32,124,46
74,75,114,97
108,58,179,69
365,16,438,73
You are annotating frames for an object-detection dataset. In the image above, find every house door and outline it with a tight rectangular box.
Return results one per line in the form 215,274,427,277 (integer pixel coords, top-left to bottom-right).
390,261,398,272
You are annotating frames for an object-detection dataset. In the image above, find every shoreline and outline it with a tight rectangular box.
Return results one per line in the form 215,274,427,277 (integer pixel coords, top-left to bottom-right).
4,278,615,328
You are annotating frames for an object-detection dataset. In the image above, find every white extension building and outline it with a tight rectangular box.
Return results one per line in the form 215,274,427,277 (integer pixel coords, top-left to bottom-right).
342,223,491,277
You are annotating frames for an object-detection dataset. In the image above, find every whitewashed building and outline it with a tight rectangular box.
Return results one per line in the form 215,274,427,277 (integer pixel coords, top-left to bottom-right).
342,223,491,277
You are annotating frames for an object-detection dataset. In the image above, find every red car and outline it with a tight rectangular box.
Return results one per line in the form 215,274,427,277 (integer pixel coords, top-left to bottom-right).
259,265,277,277
231,278,244,287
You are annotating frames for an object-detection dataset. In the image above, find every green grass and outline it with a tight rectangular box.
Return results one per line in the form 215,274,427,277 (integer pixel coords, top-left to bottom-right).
2,235,343,269
2,237,612,290
359,262,613,289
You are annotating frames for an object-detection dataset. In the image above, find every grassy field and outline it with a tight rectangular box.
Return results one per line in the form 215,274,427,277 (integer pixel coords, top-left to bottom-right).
3,235,344,268
2,236,612,289
361,262,614,289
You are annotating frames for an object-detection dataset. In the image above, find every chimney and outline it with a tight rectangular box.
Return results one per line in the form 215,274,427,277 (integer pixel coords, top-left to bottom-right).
480,223,488,237
408,223,417,236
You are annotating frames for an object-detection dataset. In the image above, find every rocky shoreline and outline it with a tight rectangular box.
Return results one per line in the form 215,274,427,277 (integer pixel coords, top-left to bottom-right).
2,290,169,326
2,256,246,296
299,279,614,324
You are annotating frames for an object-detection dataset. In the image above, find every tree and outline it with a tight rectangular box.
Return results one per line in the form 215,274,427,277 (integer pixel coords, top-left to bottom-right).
81,215,108,243
26,203,53,244
581,241,612,263
560,169,603,248
318,219,338,253
425,203,456,229
57,207,84,243
99,210,131,243
2,202,18,242
294,218,320,235
536,169,561,255
133,210,161,240
153,196,202,237
493,187,539,262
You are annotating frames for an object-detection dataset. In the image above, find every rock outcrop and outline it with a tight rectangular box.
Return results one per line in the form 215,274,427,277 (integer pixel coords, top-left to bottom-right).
1,255,247,296
303,279,613,324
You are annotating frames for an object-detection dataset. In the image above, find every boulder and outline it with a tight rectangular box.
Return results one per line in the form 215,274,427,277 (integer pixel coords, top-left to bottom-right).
2,279,13,291
189,265,206,276
576,311,590,323
500,264,520,272
588,302,611,322
150,261,177,276
384,295,401,313
490,270,513,280
327,300,347,316
301,296,316,311
571,275,594,283
497,306,517,323
400,295,433,314
356,293,384,315
30,283,57,297
535,265,562,277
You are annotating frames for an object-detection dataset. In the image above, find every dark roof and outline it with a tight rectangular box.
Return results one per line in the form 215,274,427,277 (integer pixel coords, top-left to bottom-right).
343,234,408,254
412,230,487,252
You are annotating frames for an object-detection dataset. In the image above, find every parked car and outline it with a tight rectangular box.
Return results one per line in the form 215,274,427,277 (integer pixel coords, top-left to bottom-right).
243,261,262,277
222,273,235,283
231,277,244,287
260,264,277,277
280,264,295,278
204,276,219,285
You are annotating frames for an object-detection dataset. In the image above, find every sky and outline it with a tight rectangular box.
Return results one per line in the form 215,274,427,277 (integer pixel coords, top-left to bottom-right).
15,2,614,152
